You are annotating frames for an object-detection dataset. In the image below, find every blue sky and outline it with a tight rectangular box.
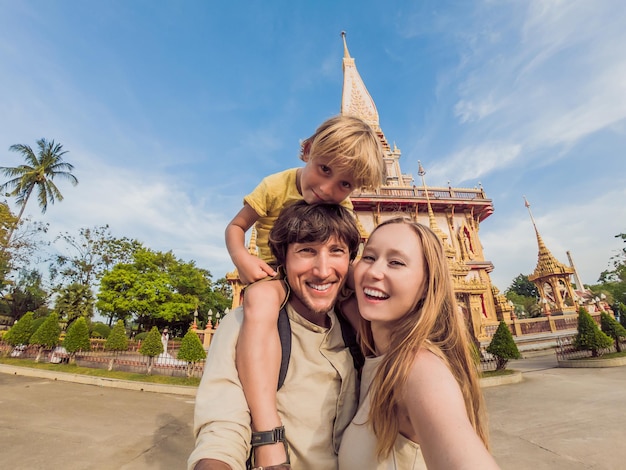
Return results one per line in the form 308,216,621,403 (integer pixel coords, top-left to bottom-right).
1,0,625,292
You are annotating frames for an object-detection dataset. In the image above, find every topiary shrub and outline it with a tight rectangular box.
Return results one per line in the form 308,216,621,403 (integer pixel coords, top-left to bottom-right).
30,313,61,362
105,320,129,371
574,307,613,357
91,322,111,339
139,326,163,375
177,329,207,377
600,312,626,353
486,321,521,370
63,317,91,362
4,312,35,347
134,331,148,341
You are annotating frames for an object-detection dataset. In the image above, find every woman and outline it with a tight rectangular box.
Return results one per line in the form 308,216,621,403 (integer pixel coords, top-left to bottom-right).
338,218,499,469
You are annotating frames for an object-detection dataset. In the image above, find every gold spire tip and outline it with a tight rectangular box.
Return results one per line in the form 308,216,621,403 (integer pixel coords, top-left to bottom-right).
341,31,350,58
418,160,426,176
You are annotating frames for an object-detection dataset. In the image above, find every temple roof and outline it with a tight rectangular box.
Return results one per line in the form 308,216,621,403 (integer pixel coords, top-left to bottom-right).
525,198,574,281
340,32,390,152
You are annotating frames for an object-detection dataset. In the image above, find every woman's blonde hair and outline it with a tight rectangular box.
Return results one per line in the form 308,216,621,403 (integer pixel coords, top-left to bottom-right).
300,114,385,190
359,218,489,458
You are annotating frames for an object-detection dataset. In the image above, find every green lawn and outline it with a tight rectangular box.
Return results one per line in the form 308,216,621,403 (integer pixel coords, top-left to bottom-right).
481,368,515,378
0,357,201,387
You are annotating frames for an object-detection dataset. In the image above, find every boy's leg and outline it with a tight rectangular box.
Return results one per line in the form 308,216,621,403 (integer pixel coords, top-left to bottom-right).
236,279,289,467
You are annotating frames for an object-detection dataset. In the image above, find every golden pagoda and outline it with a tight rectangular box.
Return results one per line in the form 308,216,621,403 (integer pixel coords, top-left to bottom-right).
227,33,514,340
524,197,576,315
340,32,510,339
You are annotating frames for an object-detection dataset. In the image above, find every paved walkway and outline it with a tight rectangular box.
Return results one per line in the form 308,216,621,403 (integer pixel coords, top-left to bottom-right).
1,354,625,469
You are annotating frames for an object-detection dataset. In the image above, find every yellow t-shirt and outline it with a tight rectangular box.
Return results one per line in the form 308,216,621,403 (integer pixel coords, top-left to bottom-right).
243,168,353,264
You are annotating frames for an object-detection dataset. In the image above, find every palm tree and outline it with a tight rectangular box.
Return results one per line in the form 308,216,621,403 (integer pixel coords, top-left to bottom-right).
1,138,78,243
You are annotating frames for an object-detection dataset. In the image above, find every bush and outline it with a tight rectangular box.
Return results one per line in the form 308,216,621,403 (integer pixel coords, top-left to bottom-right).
139,326,164,375
31,316,46,334
177,329,206,378
600,312,626,353
91,322,111,339
105,320,129,352
574,307,613,357
134,331,148,341
64,317,91,354
30,313,61,349
178,330,206,363
30,313,61,362
3,312,35,346
486,321,521,370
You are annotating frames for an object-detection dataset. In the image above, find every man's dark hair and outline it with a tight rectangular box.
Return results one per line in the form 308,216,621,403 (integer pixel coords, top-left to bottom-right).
268,201,361,267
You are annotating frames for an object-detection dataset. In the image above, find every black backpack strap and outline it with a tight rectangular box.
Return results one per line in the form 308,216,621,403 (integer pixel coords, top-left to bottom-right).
276,304,363,390
277,306,291,390
335,309,365,373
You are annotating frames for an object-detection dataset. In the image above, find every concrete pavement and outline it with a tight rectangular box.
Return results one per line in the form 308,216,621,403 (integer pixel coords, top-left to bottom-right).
1,354,625,469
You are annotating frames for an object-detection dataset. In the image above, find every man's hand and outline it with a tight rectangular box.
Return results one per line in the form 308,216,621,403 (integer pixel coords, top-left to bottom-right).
236,253,277,285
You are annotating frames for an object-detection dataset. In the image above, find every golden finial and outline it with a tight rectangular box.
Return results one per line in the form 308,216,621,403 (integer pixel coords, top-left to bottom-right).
341,31,351,58
418,160,426,177
523,195,538,230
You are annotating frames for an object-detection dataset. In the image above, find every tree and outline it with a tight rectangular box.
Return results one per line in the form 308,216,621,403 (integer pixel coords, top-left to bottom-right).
49,225,142,290
506,274,539,299
29,312,61,362
104,320,128,371
1,202,48,306
0,202,17,291
177,329,206,377
3,311,35,346
505,274,540,318
486,321,521,370
0,139,78,243
54,283,94,325
97,248,229,331
91,322,111,339
574,307,613,357
63,317,91,362
595,233,626,307
139,326,163,375
0,269,49,323
600,312,626,353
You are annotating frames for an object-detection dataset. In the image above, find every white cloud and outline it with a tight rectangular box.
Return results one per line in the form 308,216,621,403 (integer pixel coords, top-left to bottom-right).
430,142,521,183
9,153,236,279
442,0,626,175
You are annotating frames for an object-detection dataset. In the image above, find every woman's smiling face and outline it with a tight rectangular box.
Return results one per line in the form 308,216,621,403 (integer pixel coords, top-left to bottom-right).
354,222,427,326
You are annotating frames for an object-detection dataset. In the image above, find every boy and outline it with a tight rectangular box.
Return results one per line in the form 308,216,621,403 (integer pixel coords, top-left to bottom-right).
225,114,384,468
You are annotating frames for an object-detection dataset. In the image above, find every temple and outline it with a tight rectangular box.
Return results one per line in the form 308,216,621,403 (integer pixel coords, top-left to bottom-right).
338,32,511,339
225,33,604,342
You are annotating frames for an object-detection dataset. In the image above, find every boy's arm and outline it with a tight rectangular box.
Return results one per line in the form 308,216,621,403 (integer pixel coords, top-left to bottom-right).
237,279,288,467
225,204,277,284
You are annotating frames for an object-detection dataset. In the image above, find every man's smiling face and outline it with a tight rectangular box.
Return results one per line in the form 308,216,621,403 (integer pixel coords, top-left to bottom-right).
285,235,350,326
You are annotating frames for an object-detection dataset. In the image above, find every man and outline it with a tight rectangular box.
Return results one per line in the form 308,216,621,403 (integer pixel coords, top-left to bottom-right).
189,201,361,470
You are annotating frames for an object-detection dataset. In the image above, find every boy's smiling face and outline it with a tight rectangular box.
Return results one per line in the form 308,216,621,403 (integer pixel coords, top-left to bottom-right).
298,156,356,204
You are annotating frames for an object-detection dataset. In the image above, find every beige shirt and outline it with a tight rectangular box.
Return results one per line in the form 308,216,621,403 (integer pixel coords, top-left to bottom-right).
338,355,426,470
188,303,358,470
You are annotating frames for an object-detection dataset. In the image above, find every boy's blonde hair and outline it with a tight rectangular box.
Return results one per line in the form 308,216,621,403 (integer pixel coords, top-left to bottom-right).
300,115,385,190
